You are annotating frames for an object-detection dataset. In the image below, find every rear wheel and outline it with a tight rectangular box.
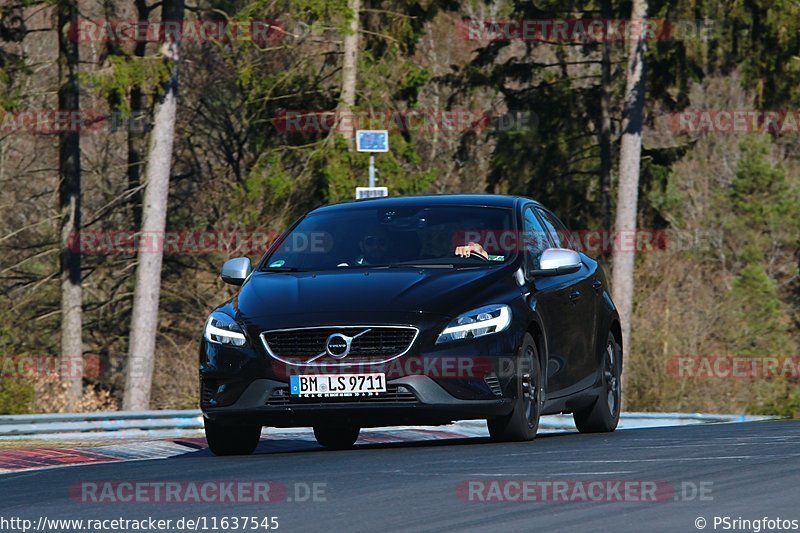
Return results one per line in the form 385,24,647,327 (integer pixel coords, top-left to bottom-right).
313,425,360,449
573,332,621,433
204,417,262,456
488,333,542,442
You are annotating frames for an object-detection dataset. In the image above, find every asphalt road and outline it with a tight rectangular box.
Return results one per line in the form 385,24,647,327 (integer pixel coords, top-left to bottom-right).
1,420,798,533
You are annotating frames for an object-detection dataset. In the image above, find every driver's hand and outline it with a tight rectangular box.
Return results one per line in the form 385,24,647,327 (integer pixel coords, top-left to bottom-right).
455,242,489,259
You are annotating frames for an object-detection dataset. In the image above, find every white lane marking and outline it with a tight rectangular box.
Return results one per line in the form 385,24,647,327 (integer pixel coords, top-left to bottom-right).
0,469,46,480
608,442,780,449
378,470,643,478
548,471,635,476
621,434,796,442
377,470,453,476
501,454,800,462
466,471,635,477
407,441,794,467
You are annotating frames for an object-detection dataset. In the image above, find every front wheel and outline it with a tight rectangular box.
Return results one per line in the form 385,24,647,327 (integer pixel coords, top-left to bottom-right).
488,333,542,442
573,332,621,433
313,425,360,449
204,417,262,456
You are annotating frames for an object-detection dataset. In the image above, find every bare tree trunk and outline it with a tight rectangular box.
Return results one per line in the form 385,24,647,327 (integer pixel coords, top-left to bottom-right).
612,0,647,391
123,0,184,410
599,0,613,233
58,0,82,408
337,0,359,144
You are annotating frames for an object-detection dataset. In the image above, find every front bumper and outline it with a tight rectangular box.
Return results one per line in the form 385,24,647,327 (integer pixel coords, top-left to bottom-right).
202,375,514,428
200,309,527,428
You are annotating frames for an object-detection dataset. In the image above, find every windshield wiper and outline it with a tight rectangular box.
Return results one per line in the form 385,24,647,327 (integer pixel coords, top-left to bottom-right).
262,266,303,272
382,262,455,269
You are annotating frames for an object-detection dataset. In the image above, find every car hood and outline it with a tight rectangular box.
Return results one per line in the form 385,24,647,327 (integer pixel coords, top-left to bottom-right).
232,265,518,320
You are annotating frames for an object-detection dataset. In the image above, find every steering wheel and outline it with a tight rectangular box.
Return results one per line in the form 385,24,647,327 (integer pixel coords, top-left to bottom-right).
469,251,490,261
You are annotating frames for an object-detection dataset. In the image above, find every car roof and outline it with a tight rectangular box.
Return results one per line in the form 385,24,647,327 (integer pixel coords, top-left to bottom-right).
311,194,541,214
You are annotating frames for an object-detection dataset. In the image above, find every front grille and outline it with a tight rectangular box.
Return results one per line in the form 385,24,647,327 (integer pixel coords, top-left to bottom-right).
266,384,418,405
261,326,418,365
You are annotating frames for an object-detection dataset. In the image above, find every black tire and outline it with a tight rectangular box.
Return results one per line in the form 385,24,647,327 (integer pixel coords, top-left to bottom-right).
488,333,543,442
573,332,621,433
204,417,262,456
313,425,360,449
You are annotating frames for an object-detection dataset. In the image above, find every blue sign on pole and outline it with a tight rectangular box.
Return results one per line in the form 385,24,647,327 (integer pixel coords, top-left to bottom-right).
356,130,389,152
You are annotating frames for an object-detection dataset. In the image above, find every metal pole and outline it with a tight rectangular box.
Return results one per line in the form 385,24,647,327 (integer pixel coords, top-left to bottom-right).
368,154,375,188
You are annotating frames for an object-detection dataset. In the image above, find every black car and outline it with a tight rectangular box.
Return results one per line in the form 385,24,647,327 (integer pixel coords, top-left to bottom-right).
200,194,622,455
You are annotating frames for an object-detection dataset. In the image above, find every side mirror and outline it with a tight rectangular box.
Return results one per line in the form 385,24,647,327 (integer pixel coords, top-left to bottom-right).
530,248,582,277
221,257,252,286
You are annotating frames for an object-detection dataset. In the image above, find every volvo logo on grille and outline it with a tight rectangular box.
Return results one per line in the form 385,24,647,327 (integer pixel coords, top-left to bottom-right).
325,333,351,358
262,326,418,366
313,328,372,361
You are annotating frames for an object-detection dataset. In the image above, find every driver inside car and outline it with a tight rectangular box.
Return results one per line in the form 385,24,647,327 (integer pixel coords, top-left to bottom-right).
343,231,490,266
354,232,391,265
454,241,489,259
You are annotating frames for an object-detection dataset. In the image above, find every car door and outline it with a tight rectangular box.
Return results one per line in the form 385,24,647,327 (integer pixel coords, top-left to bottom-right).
536,207,599,393
521,205,577,398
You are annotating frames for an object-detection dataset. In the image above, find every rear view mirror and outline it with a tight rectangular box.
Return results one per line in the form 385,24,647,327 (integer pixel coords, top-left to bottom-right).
530,248,582,277
221,257,252,286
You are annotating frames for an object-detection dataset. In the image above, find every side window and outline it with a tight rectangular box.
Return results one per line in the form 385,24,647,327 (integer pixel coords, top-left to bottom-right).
523,207,549,271
536,208,575,250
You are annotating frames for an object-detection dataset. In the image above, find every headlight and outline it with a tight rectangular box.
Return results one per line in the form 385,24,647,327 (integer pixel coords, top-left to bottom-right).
436,304,511,344
204,311,246,346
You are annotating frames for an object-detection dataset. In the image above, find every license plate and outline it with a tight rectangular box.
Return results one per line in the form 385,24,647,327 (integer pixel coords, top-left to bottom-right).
289,373,387,397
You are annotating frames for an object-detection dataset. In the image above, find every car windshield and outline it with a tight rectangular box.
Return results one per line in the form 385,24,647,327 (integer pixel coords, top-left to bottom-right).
262,205,515,271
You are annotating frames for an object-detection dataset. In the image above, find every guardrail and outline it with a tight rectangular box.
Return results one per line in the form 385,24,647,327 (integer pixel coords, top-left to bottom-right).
0,410,203,439
0,410,775,441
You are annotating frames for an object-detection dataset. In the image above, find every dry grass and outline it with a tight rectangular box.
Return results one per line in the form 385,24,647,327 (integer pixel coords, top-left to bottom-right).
33,377,118,413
